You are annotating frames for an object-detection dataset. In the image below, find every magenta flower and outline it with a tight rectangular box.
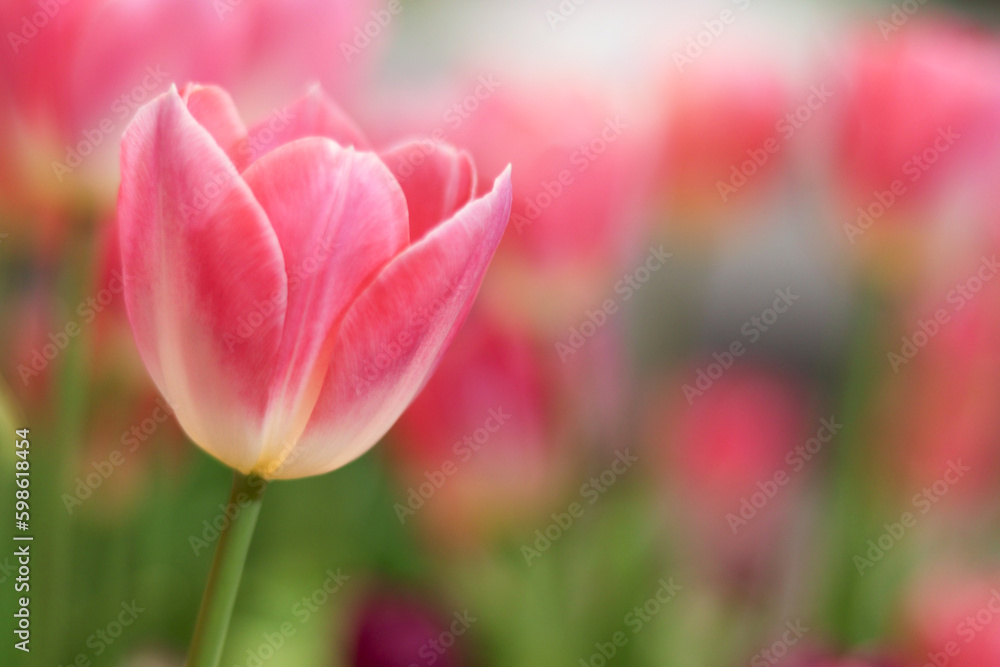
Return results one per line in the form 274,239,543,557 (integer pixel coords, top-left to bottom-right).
117,83,511,480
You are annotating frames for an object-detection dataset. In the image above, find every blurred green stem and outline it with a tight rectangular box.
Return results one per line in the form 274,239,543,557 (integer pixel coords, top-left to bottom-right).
825,282,886,645
45,227,94,664
186,472,266,667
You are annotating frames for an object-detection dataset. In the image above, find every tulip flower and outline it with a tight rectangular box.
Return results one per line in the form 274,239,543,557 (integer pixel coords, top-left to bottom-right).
117,83,510,666
658,364,809,521
119,83,510,479
645,363,811,593
390,311,569,547
833,20,1000,242
657,52,791,223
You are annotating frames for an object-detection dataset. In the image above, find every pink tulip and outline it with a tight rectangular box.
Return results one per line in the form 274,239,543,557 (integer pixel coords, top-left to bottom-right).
645,364,812,589
390,311,569,545
656,364,809,517
657,54,790,220
832,20,1000,226
117,83,511,480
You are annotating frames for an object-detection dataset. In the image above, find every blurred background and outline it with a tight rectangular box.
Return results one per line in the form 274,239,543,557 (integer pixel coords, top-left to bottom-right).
3,0,1000,665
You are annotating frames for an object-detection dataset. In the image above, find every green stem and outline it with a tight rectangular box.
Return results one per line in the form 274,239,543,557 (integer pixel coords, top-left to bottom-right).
824,282,886,646
187,472,266,667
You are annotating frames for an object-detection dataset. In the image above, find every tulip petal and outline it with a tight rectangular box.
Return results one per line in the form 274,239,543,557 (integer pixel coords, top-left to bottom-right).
240,86,369,169
178,83,248,165
118,88,287,474
242,138,409,470
264,167,512,479
381,142,477,242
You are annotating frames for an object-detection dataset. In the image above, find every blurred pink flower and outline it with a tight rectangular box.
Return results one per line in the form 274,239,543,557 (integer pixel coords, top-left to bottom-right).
833,20,1000,228
906,568,1000,666
434,78,656,332
0,0,379,212
657,55,790,221
884,285,1000,507
656,364,810,517
646,363,813,590
391,311,570,546
117,83,511,479
349,588,468,667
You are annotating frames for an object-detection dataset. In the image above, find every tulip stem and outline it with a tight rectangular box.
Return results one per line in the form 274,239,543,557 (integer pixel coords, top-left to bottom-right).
187,471,267,667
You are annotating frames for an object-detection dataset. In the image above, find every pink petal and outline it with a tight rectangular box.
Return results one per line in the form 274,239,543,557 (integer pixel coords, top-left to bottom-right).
381,141,477,242
241,138,409,469
264,167,512,479
178,83,248,166
118,87,287,474
239,86,369,170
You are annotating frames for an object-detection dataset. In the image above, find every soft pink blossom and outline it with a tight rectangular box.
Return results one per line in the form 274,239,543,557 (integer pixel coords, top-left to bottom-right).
117,84,511,479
